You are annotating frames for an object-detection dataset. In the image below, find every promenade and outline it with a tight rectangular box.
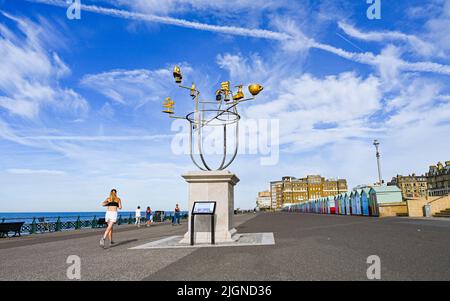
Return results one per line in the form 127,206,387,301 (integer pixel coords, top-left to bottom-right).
0,212,449,281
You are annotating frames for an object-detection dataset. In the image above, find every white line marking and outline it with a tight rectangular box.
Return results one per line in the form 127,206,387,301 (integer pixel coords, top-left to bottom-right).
129,233,275,250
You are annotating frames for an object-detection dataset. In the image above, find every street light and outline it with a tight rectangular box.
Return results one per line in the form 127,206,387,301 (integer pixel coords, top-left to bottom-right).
373,139,383,185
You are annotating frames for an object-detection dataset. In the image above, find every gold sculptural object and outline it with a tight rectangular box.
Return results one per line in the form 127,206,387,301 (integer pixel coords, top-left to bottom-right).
221,81,231,102
248,84,264,96
162,97,175,114
233,85,244,101
173,66,182,84
162,66,264,171
221,81,230,92
190,83,196,97
215,89,222,101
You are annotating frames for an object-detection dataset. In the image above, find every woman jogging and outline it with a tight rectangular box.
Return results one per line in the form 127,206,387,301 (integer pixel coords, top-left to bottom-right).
100,189,122,248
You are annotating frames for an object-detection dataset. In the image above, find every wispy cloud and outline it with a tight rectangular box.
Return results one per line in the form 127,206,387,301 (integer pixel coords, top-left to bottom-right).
80,68,178,106
0,11,88,120
29,0,291,41
29,0,450,78
6,168,66,175
106,0,286,16
23,135,172,141
338,21,435,57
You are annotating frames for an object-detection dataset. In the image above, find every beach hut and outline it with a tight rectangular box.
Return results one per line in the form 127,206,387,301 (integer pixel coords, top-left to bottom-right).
344,193,351,215
323,197,329,214
361,189,370,216
350,191,356,215
352,190,361,215
340,194,346,215
334,195,339,214
368,186,403,216
328,197,335,214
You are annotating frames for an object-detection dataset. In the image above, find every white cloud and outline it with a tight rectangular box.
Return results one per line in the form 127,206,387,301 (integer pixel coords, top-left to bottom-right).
23,134,172,141
216,53,269,85
425,0,450,53
0,12,88,120
80,68,176,106
6,168,66,175
106,0,285,15
310,41,450,77
338,22,435,57
31,0,291,40
245,71,382,151
31,1,450,79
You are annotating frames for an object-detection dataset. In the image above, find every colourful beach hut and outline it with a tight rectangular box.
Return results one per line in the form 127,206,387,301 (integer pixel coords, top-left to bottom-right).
353,189,362,215
334,195,339,214
328,197,335,214
340,194,346,215
368,186,403,217
350,191,356,215
361,189,370,216
344,193,351,215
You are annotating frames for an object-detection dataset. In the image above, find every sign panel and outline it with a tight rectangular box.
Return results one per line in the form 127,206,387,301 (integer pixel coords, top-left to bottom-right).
192,201,216,215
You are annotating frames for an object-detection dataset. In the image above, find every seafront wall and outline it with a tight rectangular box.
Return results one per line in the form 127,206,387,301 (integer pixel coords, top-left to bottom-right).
407,195,450,217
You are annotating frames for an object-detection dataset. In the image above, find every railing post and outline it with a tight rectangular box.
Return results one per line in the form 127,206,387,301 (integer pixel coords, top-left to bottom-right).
92,216,97,228
128,213,132,224
75,216,81,229
55,217,61,232
30,217,37,234
118,215,123,225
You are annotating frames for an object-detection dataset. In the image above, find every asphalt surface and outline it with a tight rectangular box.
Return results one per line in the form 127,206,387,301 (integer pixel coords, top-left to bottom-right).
145,213,450,281
0,212,449,280
0,214,255,281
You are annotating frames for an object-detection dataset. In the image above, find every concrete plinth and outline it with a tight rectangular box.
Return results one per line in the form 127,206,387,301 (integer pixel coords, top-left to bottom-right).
180,170,239,244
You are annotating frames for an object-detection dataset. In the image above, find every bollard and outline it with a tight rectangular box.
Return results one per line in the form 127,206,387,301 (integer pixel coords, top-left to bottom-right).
55,217,62,232
75,216,81,229
92,216,97,228
128,213,132,225
30,217,37,234
118,215,123,225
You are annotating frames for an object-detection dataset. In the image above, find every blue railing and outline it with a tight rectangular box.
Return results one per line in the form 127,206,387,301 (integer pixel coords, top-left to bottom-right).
0,213,188,236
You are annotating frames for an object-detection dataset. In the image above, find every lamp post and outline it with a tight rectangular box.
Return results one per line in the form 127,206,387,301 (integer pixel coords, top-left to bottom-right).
373,139,382,185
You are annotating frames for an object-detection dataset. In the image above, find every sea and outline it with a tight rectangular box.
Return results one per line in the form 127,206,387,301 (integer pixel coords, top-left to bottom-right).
0,211,189,223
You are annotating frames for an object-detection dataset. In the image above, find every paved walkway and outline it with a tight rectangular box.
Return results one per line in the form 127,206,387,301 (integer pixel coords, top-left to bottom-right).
0,214,256,280
0,212,449,280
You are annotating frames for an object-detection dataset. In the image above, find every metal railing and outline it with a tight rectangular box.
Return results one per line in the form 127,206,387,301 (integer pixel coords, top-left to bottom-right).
0,213,189,236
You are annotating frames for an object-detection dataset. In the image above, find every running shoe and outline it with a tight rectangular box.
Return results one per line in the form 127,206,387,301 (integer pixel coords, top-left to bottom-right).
99,237,105,247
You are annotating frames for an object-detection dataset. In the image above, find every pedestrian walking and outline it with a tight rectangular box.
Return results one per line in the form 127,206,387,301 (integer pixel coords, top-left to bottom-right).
135,206,141,227
145,207,152,227
173,204,181,225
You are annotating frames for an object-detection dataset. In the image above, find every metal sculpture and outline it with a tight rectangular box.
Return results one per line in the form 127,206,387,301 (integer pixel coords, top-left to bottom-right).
162,66,263,171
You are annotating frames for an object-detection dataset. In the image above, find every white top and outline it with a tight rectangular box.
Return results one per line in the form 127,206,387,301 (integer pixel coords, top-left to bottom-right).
135,209,141,217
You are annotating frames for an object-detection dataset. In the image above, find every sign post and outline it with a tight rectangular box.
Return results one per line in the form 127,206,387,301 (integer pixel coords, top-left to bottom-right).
190,201,216,246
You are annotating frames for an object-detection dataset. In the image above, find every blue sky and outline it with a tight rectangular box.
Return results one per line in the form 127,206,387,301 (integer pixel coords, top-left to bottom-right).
1,0,450,212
